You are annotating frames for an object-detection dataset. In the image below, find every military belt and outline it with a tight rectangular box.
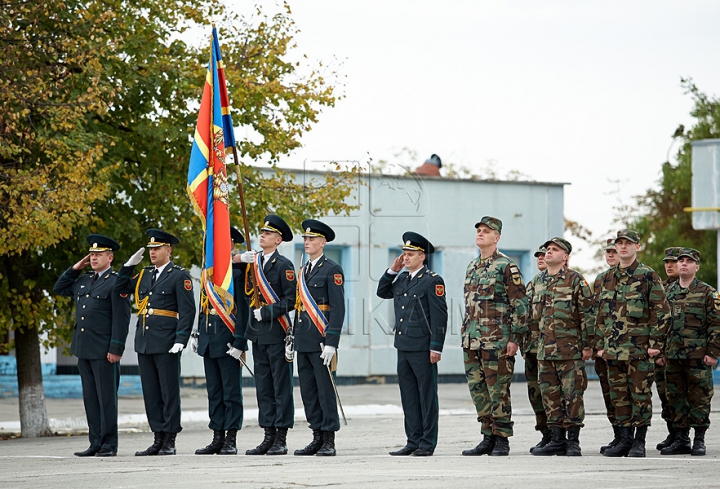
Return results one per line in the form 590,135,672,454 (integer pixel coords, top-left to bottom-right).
138,308,179,319
298,304,330,312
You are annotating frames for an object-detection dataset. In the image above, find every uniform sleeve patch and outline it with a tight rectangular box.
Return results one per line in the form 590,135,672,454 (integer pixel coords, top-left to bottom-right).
286,270,295,281
435,284,445,297
714,292,720,311
334,274,343,286
184,280,193,291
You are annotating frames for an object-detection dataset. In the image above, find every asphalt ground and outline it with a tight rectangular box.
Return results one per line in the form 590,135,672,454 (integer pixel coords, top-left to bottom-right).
0,381,718,488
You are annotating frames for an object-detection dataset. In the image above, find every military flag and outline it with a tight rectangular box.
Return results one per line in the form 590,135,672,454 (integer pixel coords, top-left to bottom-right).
187,27,236,332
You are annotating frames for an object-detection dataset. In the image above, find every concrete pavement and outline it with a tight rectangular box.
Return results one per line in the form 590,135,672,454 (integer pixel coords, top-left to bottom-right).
0,381,718,488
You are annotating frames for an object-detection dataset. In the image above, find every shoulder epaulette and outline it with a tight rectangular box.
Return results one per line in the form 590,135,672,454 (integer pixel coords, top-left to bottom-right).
430,272,438,277
143,266,154,270
174,265,186,271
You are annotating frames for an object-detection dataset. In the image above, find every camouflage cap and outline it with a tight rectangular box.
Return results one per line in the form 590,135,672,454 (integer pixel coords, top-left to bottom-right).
533,246,547,257
615,229,640,244
677,247,701,262
475,216,502,234
543,237,572,254
604,238,616,252
663,246,682,262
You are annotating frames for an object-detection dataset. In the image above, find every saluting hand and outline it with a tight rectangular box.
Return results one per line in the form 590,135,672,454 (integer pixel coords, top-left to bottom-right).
390,255,404,273
72,254,91,271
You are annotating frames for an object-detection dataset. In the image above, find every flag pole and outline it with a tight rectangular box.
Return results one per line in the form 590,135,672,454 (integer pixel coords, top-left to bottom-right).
232,153,260,307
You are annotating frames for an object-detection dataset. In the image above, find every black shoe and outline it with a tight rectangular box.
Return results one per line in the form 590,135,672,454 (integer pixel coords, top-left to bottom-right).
95,448,117,457
627,426,647,458
266,428,288,455
529,428,551,453
489,436,510,456
74,446,99,457
219,429,238,455
246,427,276,455
294,430,323,456
196,430,225,455
603,427,633,457
532,427,567,456
661,428,692,455
158,432,177,456
389,446,416,456
412,448,433,457
135,432,164,456
462,434,495,456
316,431,336,456
600,425,621,454
565,426,582,457
656,422,675,451
691,427,707,456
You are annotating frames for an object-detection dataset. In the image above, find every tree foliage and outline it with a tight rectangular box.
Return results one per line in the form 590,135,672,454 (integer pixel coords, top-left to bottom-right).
0,0,358,435
627,79,718,286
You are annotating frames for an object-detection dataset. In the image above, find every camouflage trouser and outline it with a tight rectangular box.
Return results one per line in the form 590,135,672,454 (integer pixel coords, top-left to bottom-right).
654,361,671,423
665,358,714,429
464,348,515,437
605,359,655,427
594,357,616,425
538,359,587,428
524,351,548,431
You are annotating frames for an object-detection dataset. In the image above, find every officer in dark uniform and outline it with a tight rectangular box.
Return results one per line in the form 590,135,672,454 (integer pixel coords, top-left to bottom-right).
53,234,131,457
114,228,196,456
236,215,297,456
377,232,448,456
293,219,345,457
192,227,250,455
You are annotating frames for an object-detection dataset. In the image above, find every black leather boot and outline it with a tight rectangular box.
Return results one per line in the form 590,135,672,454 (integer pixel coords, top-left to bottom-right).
462,434,495,456
294,430,323,456
195,430,225,455
135,432,164,456
489,435,510,456
627,425,647,458
600,425,621,454
603,427,633,457
691,427,707,456
532,427,566,456
656,421,675,451
316,431,336,456
219,429,238,455
661,428,692,455
565,426,582,457
246,427,276,455
158,432,177,456
266,428,288,455
529,427,552,453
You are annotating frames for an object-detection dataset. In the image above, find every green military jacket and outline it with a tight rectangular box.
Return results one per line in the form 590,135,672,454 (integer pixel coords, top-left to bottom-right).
462,249,528,350
523,273,543,355
595,259,670,360
531,266,595,360
665,278,720,360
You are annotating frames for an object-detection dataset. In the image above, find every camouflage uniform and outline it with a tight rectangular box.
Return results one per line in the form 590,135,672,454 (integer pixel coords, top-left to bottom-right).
664,278,720,431
533,266,594,429
524,275,548,435
463,249,528,438
595,259,670,429
593,272,615,427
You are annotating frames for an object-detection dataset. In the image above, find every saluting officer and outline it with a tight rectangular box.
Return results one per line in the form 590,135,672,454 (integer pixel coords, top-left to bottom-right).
114,229,197,456
294,219,345,457
237,215,297,456
53,235,131,457
192,227,250,456
377,232,448,457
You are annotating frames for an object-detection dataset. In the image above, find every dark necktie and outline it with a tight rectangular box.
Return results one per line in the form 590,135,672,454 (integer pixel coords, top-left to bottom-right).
305,261,312,278
151,269,159,286
91,273,99,285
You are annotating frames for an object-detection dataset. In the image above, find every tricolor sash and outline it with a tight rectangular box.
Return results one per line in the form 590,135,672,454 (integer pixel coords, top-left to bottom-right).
252,253,292,332
297,265,329,336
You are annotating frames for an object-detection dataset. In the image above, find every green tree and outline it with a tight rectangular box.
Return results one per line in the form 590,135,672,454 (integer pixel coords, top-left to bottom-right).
627,79,718,286
0,0,358,437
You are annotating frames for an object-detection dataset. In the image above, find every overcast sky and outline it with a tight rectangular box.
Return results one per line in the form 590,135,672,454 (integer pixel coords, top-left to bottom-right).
228,1,720,269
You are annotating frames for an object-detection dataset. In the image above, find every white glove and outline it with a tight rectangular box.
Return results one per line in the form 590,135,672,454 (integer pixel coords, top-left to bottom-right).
226,345,243,360
168,343,184,354
320,345,336,366
125,247,145,267
240,251,256,264
253,308,263,321
190,333,198,354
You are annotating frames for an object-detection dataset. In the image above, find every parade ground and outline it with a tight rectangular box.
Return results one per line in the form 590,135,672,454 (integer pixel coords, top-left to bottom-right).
0,381,718,488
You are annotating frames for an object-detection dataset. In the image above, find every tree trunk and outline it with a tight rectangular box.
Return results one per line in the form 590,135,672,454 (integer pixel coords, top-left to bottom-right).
15,325,51,437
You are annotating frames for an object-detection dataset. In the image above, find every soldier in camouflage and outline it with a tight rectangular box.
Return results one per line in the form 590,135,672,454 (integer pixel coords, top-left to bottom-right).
524,245,551,453
655,247,681,452
596,230,670,458
461,216,528,457
593,239,619,453
531,238,594,457
659,248,720,456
